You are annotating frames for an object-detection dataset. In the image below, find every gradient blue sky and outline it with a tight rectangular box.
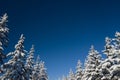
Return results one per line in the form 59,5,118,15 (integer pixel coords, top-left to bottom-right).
0,0,120,80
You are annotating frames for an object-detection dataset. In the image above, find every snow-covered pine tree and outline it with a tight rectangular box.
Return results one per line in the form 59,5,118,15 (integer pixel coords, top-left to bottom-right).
109,32,120,80
0,13,9,65
25,45,35,80
62,75,68,80
0,34,27,80
64,77,68,80
68,69,75,80
75,60,83,80
99,36,116,80
39,61,48,80
81,45,102,80
32,55,41,80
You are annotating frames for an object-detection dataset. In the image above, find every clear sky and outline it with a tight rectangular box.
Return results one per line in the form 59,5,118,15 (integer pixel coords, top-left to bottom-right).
0,0,120,80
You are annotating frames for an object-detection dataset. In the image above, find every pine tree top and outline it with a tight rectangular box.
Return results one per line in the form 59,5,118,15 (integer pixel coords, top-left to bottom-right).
0,13,8,24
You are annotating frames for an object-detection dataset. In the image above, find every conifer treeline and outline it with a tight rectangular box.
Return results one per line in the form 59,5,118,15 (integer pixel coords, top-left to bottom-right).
0,13,48,80
61,32,120,80
1,13,120,80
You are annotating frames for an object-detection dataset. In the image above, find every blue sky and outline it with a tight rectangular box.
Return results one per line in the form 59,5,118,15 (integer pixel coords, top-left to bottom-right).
0,0,120,80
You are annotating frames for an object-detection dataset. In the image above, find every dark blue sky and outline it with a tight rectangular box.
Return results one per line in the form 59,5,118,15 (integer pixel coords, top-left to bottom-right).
0,0,120,79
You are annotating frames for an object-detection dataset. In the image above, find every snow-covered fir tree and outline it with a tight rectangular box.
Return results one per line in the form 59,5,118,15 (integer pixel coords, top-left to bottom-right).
62,75,68,80
100,37,115,80
39,61,48,80
64,77,68,80
32,55,41,80
0,13,9,65
32,55,48,80
68,69,75,80
110,32,120,79
82,45,102,80
75,60,83,80
25,45,35,80
100,32,120,80
0,34,27,80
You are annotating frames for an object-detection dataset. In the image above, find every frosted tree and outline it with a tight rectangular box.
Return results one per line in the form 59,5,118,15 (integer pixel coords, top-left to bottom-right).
39,61,48,80
0,34,27,80
32,55,41,80
114,32,120,51
99,37,116,80
32,55,48,80
68,69,75,80
0,13,9,65
62,75,68,80
103,37,115,58
75,60,83,80
99,32,120,80
64,77,68,80
108,32,120,80
82,45,102,80
110,32,120,79
25,45,35,80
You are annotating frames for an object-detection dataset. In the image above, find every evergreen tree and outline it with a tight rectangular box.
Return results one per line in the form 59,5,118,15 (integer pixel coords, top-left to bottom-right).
82,45,102,80
0,13,9,65
0,34,27,80
110,32,120,79
108,32,120,80
39,61,48,80
25,45,35,80
75,60,83,80
100,32,120,80
68,69,75,80
64,77,68,80
62,75,68,80
32,55,41,80
100,37,115,80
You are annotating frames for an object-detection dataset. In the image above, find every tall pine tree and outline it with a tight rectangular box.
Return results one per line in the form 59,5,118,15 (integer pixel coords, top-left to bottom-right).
75,60,83,80
101,32,120,80
62,75,68,80
110,32,120,79
25,45,35,80
68,69,75,80
0,13,9,65
82,45,102,80
0,34,27,80
32,55,41,80
39,61,48,80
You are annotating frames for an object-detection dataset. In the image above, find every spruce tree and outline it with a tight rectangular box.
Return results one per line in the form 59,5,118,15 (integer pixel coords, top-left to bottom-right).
75,60,83,80
25,45,35,80
68,69,75,80
100,32,120,80
82,45,102,80
0,13,9,65
0,34,27,80
39,61,48,80
32,55,41,80
109,32,120,79
62,75,68,80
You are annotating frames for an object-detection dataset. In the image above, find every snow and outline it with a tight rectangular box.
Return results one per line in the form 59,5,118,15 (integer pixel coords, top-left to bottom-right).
0,13,9,65
1,13,120,80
